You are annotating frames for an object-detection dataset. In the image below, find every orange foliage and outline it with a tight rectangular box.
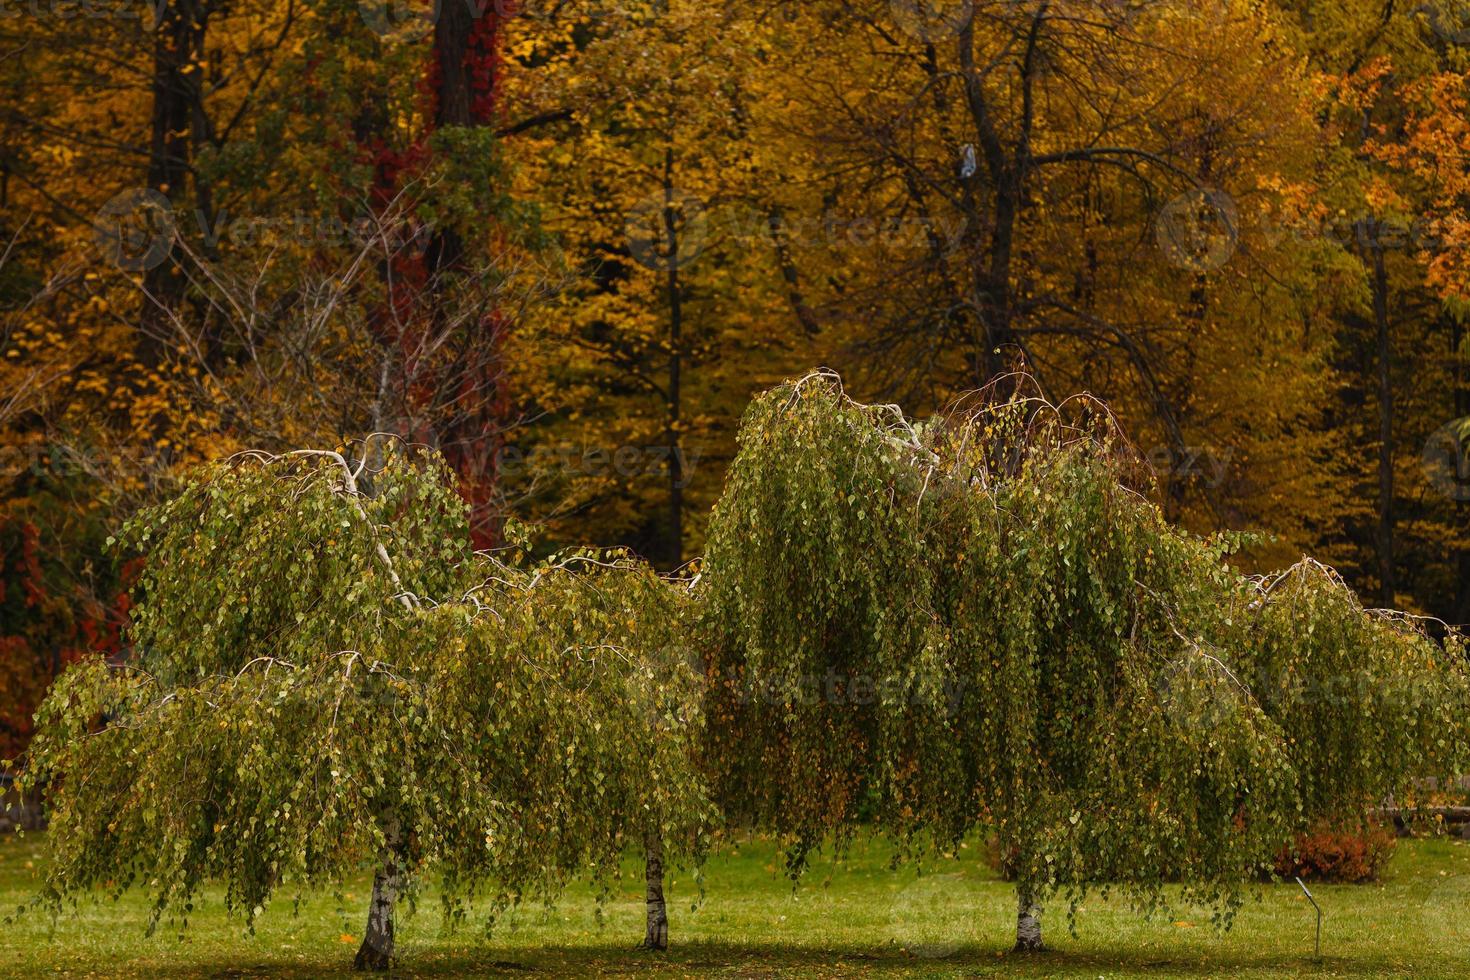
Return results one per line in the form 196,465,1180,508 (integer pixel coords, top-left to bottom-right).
1274,822,1398,884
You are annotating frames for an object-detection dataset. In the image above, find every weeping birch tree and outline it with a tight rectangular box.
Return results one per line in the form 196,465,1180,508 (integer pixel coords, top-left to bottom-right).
701,371,1469,952
1235,560,1469,841
17,442,712,970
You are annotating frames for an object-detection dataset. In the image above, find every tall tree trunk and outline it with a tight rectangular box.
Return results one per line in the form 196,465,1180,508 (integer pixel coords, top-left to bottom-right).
957,5,1047,387
1452,314,1470,624
1370,226,1395,607
1014,882,1044,952
631,146,684,955
639,829,669,951
662,145,685,574
354,822,402,971
140,0,206,369
421,0,510,549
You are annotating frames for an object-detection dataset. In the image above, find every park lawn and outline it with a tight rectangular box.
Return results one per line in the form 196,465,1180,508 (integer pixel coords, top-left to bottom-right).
1,830,1467,978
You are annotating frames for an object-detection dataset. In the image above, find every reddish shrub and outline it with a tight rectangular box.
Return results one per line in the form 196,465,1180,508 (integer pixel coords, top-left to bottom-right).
1274,822,1397,883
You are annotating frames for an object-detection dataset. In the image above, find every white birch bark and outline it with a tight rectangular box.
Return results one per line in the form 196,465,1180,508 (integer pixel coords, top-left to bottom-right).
639,829,669,951
1015,883,1044,952
354,819,403,971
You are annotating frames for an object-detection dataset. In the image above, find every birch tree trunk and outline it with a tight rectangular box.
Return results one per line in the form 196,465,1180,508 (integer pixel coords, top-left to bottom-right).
639,829,669,951
1014,882,1044,952
354,821,403,971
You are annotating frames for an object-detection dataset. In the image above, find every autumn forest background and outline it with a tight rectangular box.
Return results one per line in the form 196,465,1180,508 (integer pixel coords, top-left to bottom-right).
3,0,1470,759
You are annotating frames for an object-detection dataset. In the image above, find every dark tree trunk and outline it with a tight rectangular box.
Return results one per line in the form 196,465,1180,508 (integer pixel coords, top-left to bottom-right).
662,146,685,574
426,0,473,272
639,829,669,951
422,0,510,550
1453,315,1470,625
140,0,207,368
957,5,1047,387
1370,226,1395,607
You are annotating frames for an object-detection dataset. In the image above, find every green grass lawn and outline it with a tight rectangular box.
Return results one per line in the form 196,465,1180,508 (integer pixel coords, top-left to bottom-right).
3,830,1468,977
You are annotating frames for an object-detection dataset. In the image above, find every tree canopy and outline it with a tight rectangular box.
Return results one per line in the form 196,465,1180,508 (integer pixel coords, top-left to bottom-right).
8,0,1470,773
14,374,1470,964
18,442,712,968
700,372,1470,948
7,0,1470,962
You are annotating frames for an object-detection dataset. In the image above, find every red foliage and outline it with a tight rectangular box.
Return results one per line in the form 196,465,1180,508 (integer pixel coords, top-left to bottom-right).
427,4,510,550
351,2,512,550
0,520,135,760
1274,822,1397,883
19,521,43,607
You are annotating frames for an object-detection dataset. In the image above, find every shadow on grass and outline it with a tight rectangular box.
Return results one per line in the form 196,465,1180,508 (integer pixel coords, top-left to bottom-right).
156,940,1343,978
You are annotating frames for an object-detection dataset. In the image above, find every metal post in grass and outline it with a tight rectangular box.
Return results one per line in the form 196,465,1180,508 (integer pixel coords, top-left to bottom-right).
1295,876,1322,960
